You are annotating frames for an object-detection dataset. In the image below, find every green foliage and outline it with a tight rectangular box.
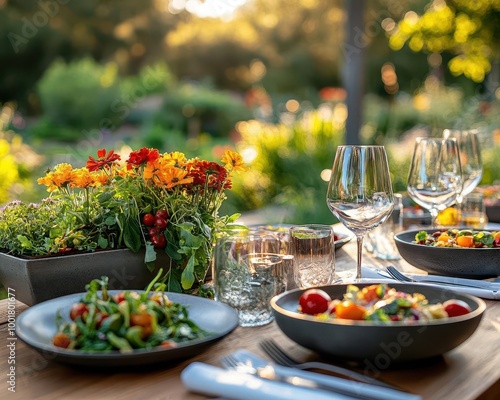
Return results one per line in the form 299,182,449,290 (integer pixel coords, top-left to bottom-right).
232,106,344,224
37,58,122,132
389,0,500,82
151,84,252,137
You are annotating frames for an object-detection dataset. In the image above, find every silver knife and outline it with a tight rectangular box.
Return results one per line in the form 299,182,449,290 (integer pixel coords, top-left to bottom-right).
231,363,421,400
403,272,500,290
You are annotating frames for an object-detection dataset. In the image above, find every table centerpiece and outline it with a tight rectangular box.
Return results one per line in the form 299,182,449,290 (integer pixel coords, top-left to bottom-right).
0,147,246,304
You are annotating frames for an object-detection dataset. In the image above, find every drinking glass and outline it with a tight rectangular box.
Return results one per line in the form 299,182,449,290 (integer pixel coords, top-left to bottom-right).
326,146,394,280
407,137,463,227
289,224,335,288
443,129,483,219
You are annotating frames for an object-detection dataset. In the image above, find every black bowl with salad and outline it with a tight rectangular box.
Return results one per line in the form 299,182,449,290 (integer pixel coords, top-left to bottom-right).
394,229,500,278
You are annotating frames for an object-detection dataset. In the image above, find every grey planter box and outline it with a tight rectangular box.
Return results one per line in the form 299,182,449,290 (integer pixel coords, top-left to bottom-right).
0,249,170,306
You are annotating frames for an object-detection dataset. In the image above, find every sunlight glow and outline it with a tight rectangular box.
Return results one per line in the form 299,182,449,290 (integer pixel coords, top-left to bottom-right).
169,0,247,18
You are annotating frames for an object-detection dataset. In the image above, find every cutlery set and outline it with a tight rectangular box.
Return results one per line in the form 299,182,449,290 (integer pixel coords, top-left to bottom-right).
182,343,422,400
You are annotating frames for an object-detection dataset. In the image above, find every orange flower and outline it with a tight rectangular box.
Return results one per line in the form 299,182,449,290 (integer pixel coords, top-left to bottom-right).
221,150,247,173
70,168,94,189
156,165,193,189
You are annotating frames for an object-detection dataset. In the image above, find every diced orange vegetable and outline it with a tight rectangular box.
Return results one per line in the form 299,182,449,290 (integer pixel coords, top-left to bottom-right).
361,285,380,302
456,235,474,248
335,301,366,320
53,333,71,348
437,233,450,243
494,232,500,240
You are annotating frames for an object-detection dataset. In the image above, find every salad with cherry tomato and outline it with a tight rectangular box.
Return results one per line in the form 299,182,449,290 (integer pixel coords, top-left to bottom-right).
298,284,472,322
413,229,500,248
52,272,207,352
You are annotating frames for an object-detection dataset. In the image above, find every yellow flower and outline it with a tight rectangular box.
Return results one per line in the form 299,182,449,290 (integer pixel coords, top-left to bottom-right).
222,150,247,173
51,163,73,187
163,151,187,167
70,168,94,189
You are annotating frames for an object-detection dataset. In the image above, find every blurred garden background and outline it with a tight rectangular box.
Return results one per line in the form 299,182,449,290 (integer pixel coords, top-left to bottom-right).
0,0,499,228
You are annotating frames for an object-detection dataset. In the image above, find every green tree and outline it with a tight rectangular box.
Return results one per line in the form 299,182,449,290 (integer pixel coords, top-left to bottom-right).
389,0,500,83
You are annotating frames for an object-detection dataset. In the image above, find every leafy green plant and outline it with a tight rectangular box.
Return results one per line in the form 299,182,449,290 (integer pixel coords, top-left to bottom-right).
1,147,247,294
37,58,122,133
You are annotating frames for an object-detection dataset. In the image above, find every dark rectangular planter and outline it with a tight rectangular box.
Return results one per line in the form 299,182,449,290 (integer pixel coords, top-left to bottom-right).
0,249,170,306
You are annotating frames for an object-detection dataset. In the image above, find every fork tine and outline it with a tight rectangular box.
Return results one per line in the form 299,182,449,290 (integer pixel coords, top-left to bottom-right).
219,354,238,369
260,339,297,366
385,266,412,282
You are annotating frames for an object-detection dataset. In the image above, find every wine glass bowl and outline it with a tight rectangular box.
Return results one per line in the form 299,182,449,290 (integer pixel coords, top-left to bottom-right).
326,146,394,280
407,137,463,227
443,129,482,200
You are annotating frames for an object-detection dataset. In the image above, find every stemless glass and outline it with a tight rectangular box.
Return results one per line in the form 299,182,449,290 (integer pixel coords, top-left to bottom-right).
407,137,463,227
443,129,483,219
326,146,394,280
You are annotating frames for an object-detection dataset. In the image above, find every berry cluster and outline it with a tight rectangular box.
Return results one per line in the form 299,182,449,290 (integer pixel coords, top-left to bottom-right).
141,209,169,249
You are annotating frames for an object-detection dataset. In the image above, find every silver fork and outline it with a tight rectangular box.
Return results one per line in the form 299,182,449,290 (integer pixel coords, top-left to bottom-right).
220,353,397,400
259,339,397,389
385,265,496,289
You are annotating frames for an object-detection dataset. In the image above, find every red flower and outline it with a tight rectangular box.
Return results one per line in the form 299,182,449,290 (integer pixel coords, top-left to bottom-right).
126,148,160,167
86,149,121,172
188,160,231,190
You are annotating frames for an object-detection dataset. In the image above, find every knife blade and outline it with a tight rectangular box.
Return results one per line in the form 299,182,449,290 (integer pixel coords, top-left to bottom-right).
404,272,500,290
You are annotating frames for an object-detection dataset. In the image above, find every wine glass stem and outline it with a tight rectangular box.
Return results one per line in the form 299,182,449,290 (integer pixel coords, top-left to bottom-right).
356,235,363,280
430,209,439,229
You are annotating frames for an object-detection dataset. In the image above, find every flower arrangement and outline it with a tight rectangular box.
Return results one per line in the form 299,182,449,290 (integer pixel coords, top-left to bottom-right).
0,147,246,293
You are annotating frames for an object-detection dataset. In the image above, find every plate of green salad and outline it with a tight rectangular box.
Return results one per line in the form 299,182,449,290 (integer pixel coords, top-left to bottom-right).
15,276,239,367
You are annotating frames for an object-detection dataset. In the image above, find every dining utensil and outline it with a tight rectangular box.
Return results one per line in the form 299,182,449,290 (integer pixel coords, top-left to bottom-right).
407,137,463,227
385,266,500,290
259,339,396,389
182,361,355,400
221,349,421,400
271,283,486,362
326,146,394,280
221,354,376,400
394,229,500,278
15,291,239,367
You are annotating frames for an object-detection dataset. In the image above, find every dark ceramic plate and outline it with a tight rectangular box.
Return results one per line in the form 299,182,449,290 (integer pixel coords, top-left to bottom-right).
251,224,354,251
271,283,486,362
15,291,239,368
394,229,500,278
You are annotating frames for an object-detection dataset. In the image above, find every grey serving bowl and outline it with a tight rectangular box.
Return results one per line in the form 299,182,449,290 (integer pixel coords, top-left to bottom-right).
271,283,485,363
394,229,500,278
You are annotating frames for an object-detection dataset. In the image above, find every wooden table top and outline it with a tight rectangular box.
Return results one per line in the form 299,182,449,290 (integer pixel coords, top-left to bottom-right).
1,225,499,400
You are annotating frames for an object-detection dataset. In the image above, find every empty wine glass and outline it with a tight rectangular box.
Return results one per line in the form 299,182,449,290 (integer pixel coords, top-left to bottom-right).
407,137,463,227
443,129,483,220
326,146,394,280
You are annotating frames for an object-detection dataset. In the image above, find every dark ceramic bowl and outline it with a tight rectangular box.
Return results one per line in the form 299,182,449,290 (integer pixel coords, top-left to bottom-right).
271,283,485,363
486,205,500,223
394,229,500,278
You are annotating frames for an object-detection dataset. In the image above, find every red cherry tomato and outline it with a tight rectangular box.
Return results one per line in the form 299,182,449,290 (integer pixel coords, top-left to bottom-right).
299,289,331,315
443,299,472,317
142,213,155,226
148,227,158,237
155,209,169,220
69,303,88,321
53,333,71,348
154,217,168,230
113,292,126,304
151,234,167,249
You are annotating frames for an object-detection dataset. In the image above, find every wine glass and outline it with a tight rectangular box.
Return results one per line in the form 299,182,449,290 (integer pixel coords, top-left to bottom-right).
443,129,483,220
326,146,394,280
407,137,463,227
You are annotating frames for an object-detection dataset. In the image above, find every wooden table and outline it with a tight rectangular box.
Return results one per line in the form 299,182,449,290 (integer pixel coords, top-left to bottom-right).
1,225,499,400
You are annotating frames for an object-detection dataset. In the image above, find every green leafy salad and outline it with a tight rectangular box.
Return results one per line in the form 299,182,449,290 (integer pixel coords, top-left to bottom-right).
52,273,207,352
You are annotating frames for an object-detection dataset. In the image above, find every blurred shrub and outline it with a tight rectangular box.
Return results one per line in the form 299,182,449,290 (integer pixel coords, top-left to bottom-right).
37,58,122,135
152,84,252,138
232,105,344,224
0,103,44,203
